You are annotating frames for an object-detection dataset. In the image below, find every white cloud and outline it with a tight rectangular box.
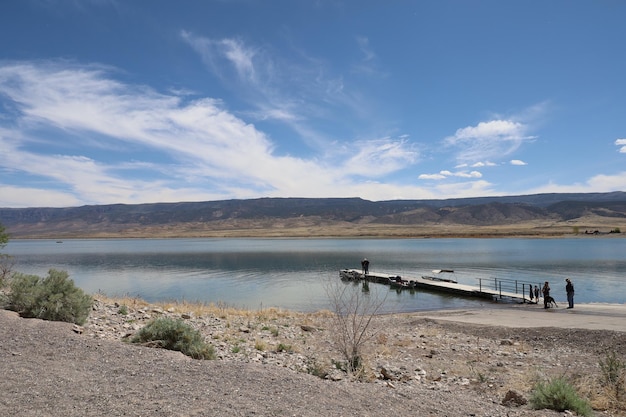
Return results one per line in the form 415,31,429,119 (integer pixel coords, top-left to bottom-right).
444,119,536,164
0,185,83,208
342,138,419,177
418,169,482,180
471,161,497,168
616,138,626,153
180,30,393,158
418,173,446,180
180,32,259,84
457,171,482,178
0,61,423,207
528,171,626,194
453,120,523,139
510,159,527,166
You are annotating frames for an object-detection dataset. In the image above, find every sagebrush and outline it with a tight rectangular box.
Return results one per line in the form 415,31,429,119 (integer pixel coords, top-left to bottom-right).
7,269,92,325
130,317,216,359
531,376,592,416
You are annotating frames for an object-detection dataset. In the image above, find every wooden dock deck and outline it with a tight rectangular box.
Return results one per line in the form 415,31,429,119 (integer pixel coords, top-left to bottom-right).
339,269,535,303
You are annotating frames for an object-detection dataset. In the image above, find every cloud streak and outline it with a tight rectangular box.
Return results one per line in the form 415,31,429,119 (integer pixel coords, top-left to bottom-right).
0,61,423,206
418,170,482,181
444,119,535,164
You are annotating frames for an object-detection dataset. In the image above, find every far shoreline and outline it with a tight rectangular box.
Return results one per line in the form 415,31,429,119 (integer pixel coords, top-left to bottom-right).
8,232,626,240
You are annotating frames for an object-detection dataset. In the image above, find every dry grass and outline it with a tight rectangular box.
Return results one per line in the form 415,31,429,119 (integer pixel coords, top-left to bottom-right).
96,293,318,324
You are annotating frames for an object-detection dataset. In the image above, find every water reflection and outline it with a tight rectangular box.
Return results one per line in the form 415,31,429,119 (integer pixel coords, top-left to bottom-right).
5,238,625,312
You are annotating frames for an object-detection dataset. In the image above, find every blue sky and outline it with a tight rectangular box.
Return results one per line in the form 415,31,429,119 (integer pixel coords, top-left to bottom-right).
1,0,625,208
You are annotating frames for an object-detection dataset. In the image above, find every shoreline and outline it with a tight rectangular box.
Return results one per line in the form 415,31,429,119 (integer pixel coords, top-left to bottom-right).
100,293,626,332
8,232,626,240
408,302,626,332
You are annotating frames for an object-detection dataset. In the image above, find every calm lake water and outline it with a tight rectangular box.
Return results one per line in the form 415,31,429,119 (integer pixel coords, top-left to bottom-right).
4,238,625,313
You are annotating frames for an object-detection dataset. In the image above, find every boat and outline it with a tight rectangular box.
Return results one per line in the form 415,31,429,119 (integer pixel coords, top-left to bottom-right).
387,275,420,290
339,269,364,280
421,269,457,283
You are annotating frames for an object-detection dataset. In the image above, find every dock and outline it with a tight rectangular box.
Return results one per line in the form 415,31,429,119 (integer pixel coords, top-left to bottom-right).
339,269,537,303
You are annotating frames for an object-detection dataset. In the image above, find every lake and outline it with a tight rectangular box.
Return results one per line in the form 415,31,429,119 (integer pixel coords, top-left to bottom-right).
4,237,625,313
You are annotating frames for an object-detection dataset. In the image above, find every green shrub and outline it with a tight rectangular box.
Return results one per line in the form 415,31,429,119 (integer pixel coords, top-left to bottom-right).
530,376,592,416
130,317,215,360
276,343,292,353
7,269,92,325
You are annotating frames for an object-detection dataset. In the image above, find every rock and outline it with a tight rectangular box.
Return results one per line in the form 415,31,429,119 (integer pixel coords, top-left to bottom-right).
327,370,343,381
72,325,84,334
501,389,527,407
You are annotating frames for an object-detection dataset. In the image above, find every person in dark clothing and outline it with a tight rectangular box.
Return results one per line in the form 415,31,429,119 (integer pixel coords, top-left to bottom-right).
542,281,551,309
361,258,370,275
529,285,534,302
565,278,575,309
534,285,540,303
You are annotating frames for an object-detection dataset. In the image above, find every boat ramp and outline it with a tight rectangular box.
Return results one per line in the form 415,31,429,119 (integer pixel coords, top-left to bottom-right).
339,268,536,303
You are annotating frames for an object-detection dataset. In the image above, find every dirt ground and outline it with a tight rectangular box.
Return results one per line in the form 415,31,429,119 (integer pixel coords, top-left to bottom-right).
1,302,625,416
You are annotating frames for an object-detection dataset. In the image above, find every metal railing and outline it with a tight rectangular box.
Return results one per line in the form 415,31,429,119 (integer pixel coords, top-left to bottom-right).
477,277,540,302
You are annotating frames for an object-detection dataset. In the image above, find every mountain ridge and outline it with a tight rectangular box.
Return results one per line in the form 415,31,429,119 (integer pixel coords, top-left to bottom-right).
1,192,625,238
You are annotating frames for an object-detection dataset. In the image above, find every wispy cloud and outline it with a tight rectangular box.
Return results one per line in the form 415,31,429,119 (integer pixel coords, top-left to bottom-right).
180,31,385,152
181,32,260,84
0,61,422,206
418,170,482,180
343,137,418,177
444,119,536,164
352,36,384,77
616,138,626,153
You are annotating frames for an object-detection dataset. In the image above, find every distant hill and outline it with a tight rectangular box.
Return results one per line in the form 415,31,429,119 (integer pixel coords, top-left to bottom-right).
1,192,625,238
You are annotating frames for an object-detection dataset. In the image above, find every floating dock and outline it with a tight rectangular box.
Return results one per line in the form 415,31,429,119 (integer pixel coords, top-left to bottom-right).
339,269,534,303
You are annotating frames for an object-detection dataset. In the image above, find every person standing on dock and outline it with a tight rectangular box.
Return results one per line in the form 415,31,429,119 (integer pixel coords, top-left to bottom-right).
542,281,551,309
361,258,370,275
534,285,540,304
565,278,575,309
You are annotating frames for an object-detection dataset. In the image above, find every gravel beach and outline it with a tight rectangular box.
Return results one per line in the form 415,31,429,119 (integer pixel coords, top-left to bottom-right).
1,301,625,416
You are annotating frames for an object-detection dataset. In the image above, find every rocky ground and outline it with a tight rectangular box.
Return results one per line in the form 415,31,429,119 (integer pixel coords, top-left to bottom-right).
1,297,625,416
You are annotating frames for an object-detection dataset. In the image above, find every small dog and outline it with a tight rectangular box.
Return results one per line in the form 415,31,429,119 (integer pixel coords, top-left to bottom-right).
544,295,558,308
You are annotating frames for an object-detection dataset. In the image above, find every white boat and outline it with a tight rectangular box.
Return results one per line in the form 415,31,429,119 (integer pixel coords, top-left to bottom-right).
421,269,457,283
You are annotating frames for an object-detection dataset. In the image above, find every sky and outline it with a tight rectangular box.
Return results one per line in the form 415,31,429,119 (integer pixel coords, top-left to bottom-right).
0,0,625,208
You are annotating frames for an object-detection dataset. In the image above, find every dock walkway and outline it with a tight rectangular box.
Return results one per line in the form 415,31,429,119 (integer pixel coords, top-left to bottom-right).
339,269,535,303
